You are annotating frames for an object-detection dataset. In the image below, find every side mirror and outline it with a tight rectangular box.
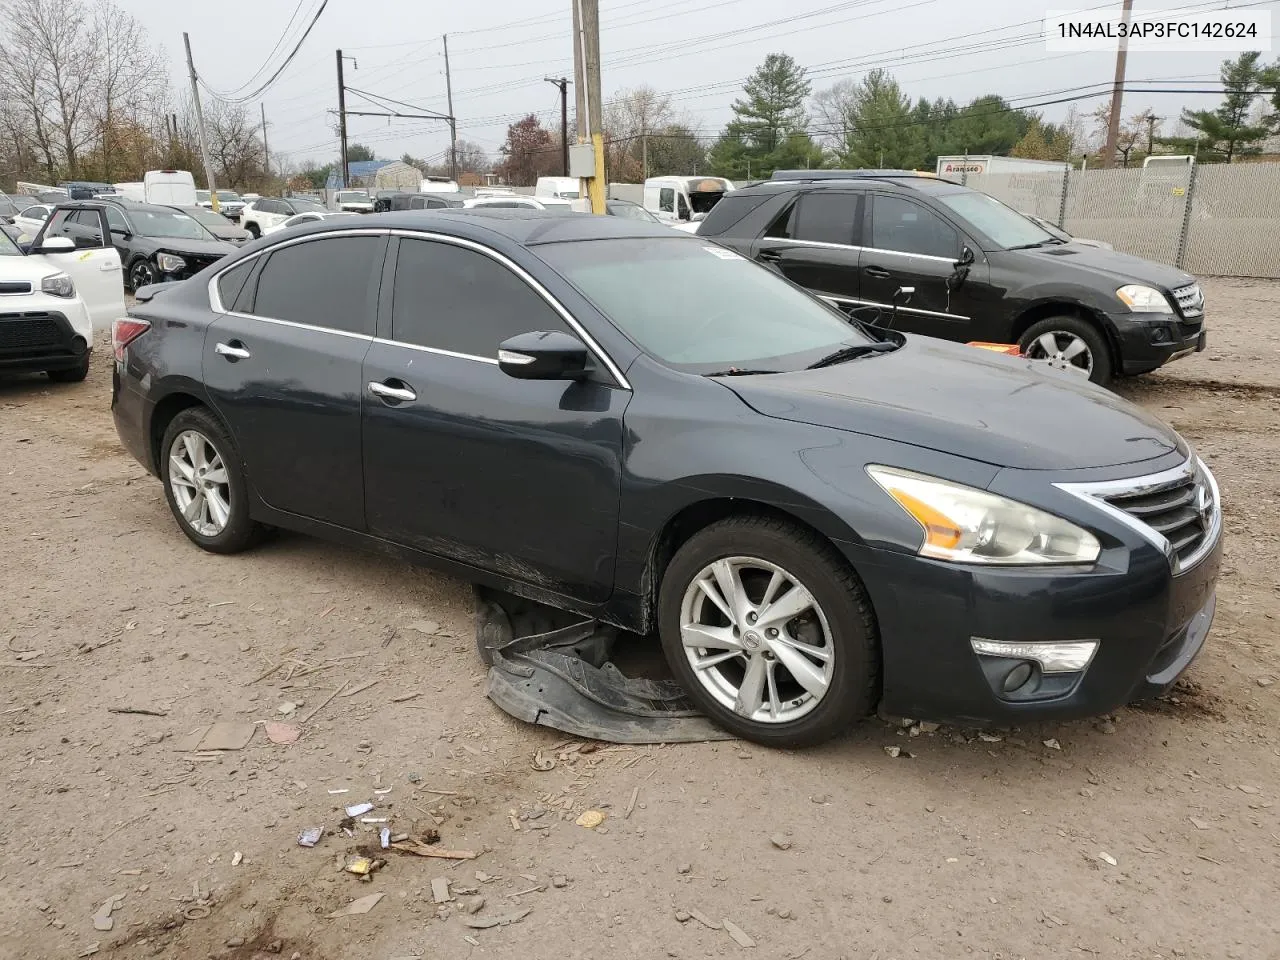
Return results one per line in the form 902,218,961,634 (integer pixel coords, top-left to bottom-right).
957,245,975,266
37,236,75,253
691,211,707,222
498,331,590,380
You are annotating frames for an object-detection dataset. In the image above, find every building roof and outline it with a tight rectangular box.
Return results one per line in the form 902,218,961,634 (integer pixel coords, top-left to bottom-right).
326,159,394,190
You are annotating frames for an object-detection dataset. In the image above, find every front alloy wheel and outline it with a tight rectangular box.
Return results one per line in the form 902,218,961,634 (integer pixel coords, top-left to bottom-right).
680,557,835,723
1023,330,1094,377
1018,316,1112,385
129,259,157,291
168,430,232,537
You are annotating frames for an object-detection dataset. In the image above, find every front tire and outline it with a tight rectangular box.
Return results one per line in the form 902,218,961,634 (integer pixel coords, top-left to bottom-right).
160,407,263,554
657,516,879,748
128,258,158,292
47,353,91,383
1019,315,1113,385
245,222,260,239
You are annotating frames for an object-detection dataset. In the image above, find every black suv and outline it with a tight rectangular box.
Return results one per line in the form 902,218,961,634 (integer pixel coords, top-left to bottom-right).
699,171,1207,384
33,200,238,291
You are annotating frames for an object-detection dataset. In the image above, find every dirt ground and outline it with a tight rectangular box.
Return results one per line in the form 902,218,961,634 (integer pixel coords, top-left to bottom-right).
2,277,1278,960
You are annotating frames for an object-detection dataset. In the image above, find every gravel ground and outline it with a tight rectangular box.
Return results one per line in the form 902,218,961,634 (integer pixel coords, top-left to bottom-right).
2,277,1278,960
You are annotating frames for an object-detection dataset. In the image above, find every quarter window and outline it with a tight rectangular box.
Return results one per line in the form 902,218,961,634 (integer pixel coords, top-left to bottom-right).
252,236,380,335
391,238,569,357
871,195,959,259
216,261,254,312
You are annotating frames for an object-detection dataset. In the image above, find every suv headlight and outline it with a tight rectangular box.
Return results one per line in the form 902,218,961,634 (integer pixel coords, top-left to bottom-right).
156,252,186,273
40,272,75,298
1116,284,1173,313
868,466,1100,565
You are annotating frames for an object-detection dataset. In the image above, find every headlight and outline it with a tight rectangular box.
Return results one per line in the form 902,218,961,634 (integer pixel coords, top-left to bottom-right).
867,466,1100,565
156,252,186,273
1116,284,1173,313
40,272,74,298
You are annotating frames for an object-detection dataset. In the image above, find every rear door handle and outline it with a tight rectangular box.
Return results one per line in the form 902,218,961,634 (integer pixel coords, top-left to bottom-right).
368,380,417,404
215,341,251,360
757,249,782,263
864,266,891,279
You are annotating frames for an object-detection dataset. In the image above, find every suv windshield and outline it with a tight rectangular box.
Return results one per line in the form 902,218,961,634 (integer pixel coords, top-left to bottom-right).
539,238,871,373
0,227,22,256
128,208,211,240
214,191,241,202
185,207,236,229
937,190,1055,249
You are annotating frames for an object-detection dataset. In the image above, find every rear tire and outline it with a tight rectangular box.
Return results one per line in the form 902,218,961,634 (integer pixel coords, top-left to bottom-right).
245,222,260,239
160,407,264,554
657,516,879,748
47,353,91,383
1019,315,1113,385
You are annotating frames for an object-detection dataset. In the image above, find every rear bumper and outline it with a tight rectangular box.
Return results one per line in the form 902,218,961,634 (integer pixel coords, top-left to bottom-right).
111,361,157,475
0,309,92,372
1111,311,1206,376
841,521,1221,726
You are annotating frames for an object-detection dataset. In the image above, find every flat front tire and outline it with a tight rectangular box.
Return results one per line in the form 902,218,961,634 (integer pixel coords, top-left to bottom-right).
658,516,879,748
159,407,263,554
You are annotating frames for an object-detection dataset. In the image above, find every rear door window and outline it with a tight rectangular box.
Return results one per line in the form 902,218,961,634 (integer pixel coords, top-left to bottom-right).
793,193,860,246
251,236,382,335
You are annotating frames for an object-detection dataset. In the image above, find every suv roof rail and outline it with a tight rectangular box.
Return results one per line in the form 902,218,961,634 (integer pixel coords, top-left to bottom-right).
769,169,926,181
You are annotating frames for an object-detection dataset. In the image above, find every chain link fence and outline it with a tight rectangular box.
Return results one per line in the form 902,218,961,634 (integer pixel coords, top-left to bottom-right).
964,162,1280,279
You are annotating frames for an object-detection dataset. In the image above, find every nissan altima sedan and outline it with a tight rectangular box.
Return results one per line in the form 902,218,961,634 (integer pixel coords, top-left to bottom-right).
110,211,1221,747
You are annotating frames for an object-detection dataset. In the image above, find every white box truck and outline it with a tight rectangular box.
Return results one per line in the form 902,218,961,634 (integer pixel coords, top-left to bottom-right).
935,156,1068,178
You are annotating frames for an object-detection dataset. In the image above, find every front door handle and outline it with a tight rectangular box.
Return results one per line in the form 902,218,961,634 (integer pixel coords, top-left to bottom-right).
368,380,417,404
215,341,251,360
100,260,119,272
864,266,891,279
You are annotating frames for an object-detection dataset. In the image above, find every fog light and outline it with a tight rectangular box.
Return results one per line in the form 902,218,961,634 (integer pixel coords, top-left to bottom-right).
971,638,1099,673
1002,662,1034,692
1151,327,1171,344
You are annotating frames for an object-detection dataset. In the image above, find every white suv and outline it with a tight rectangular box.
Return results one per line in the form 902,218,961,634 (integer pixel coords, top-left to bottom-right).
240,197,331,238
0,209,125,382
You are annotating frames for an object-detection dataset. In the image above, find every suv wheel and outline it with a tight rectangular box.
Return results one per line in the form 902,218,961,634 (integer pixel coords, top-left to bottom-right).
244,221,260,239
129,258,158,292
160,408,264,554
657,516,879,748
1019,316,1112,385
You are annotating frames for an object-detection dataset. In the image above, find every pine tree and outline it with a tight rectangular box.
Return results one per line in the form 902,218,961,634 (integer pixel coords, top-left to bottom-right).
1160,53,1271,162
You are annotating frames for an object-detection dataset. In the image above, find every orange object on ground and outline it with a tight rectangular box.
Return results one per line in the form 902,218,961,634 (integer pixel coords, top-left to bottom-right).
966,342,1022,356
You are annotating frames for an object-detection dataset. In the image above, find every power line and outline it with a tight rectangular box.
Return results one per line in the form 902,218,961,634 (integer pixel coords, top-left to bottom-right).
197,0,330,104
217,0,312,98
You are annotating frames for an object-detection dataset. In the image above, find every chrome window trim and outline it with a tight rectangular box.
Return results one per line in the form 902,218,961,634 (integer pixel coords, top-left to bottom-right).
387,229,632,390
818,293,969,322
1054,456,1221,574
206,227,632,389
762,237,962,264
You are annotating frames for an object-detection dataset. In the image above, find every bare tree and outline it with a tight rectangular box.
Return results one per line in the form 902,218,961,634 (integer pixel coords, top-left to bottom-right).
202,100,266,189
90,0,167,181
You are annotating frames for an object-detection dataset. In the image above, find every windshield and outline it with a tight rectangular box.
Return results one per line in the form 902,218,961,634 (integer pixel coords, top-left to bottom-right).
337,191,369,202
214,191,241,202
129,209,211,240
185,207,236,229
539,238,870,372
290,198,328,213
196,190,210,202
608,202,659,222
937,190,1054,249
0,227,22,256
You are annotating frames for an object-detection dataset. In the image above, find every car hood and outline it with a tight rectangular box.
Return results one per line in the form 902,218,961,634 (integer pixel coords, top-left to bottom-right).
0,254,65,284
724,336,1183,471
143,236,239,256
1003,243,1195,290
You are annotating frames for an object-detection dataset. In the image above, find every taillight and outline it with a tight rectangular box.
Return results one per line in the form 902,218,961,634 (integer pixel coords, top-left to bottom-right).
112,317,150,361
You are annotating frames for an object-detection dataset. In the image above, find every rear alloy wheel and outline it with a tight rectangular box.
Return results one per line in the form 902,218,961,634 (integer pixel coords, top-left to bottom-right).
129,258,158,292
658,517,878,747
160,408,263,554
1019,316,1112,385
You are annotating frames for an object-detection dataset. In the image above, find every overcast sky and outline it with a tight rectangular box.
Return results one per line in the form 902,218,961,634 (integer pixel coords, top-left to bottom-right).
115,0,1278,168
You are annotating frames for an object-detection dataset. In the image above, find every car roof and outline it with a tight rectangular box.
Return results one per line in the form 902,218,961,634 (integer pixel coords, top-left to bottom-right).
734,171,966,195
278,208,676,246
69,199,186,215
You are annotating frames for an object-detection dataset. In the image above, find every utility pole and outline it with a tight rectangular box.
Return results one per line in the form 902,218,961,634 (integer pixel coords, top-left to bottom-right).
1100,0,1134,169
260,103,271,181
642,132,648,180
442,35,457,181
337,50,351,188
575,0,606,214
1146,114,1160,155
183,32,220,213
545,78,570,177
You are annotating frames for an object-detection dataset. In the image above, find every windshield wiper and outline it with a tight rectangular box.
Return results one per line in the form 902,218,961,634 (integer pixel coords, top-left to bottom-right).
805,342,899,369
1007,238,1063,250
702,368,782,377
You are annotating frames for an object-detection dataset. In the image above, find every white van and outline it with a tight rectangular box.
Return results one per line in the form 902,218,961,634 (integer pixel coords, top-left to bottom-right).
113,182,146,202
642,176,734,226
535,176,581,201
142,170,198,207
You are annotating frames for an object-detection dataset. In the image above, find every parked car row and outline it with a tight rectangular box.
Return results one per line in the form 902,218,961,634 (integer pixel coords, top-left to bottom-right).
106,209,1222,748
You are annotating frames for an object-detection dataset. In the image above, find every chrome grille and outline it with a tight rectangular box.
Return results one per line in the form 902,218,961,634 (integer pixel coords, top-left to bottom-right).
1172,282,1204,319
1056,458,1220,574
